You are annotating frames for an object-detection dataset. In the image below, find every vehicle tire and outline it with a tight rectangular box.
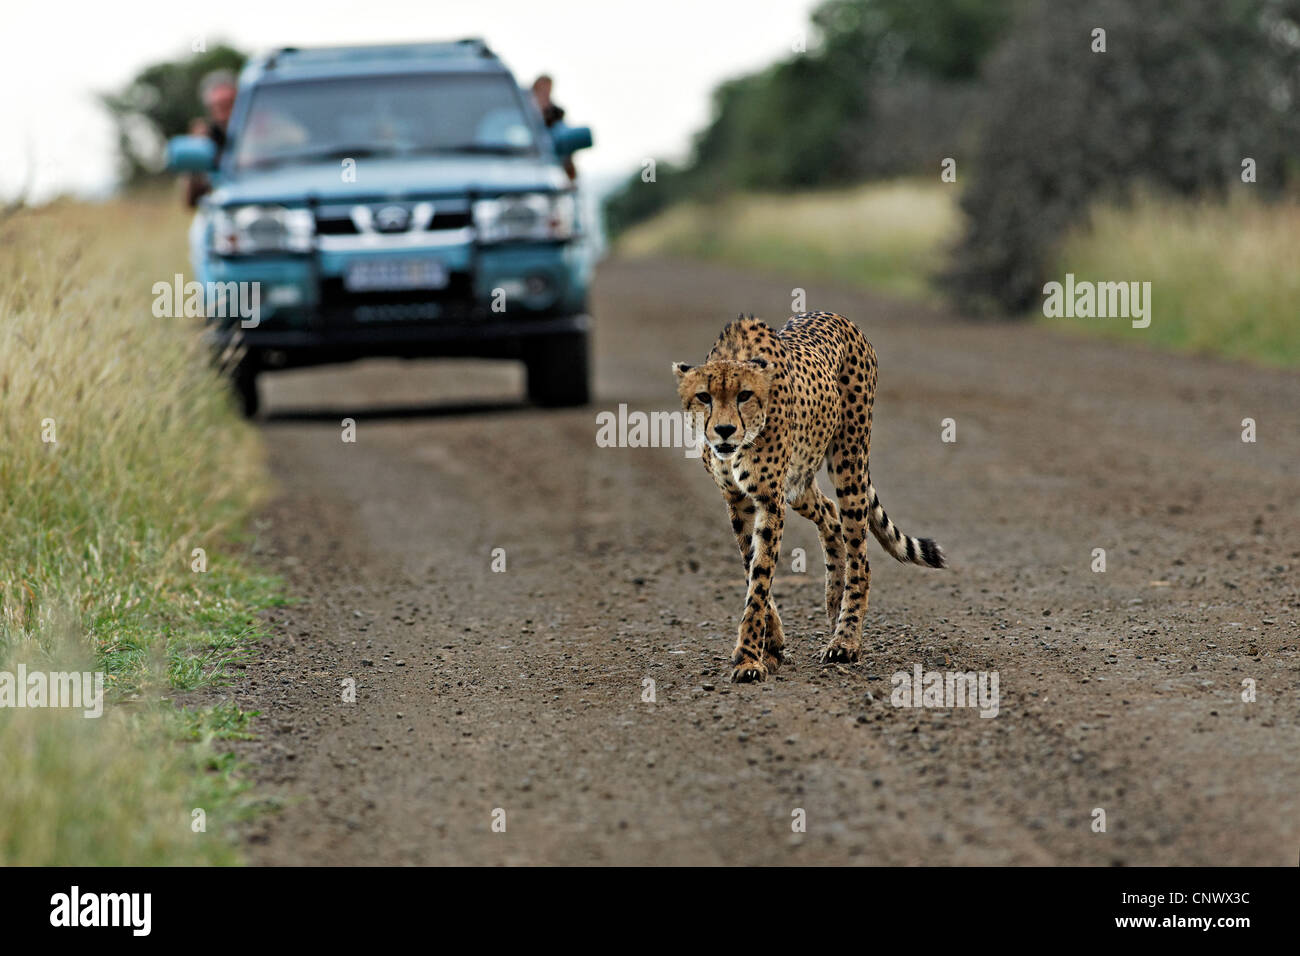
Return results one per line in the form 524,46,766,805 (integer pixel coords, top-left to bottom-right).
231,358,260,418
526,331,590,407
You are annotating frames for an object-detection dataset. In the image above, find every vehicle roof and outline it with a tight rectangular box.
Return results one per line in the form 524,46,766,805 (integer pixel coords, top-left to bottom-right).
241,38,511,84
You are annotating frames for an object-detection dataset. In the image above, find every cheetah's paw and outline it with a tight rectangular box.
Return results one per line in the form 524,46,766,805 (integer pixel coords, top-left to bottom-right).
819,640,860,664
731,659,769,683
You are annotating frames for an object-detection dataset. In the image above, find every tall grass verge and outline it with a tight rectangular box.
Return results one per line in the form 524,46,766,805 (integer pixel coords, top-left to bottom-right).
0,195,278,864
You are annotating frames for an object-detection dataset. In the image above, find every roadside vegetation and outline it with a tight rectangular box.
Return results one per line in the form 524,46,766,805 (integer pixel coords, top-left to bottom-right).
0,194,280,864
616,180,958,303
617,182,1299,367
1043,193,1300,367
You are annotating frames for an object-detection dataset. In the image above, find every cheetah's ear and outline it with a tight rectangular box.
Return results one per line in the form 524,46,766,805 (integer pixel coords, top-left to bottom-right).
672,362,692,382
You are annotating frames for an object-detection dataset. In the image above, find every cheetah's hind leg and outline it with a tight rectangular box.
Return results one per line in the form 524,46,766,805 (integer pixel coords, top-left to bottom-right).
791,484,845,629
820,448,871,665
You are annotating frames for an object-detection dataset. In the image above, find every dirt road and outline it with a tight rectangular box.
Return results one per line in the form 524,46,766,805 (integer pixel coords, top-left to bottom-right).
219,257,1299,865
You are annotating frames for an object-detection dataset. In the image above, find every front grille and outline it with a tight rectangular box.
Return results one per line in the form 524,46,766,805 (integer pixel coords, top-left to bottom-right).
314,200,473,236
427,211,473,230
316,218,357,236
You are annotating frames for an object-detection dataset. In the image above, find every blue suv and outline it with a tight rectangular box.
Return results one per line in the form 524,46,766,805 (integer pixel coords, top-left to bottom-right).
167,39,594,414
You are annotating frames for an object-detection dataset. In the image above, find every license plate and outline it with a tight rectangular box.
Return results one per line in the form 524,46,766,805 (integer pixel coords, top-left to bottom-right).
344,258,449,292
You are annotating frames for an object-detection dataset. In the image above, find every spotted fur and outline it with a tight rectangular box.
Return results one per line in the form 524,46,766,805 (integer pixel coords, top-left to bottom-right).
673,311,947,683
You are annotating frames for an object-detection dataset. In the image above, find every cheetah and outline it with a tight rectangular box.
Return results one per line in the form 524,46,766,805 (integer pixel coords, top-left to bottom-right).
673,311,946,683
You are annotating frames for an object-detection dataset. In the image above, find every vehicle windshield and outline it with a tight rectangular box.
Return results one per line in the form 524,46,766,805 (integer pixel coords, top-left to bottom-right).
231,73,539,171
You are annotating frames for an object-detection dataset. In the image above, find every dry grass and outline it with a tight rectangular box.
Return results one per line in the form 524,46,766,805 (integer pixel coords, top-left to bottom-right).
617,180,960,301
0,195,272,864
1047,191,1300,366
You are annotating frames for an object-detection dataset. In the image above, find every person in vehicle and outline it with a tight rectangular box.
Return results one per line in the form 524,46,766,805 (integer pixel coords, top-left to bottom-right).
532,74,576,181
184,69,237,207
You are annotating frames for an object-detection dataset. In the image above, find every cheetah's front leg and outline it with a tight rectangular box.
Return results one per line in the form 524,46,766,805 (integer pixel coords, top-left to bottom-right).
732,500,785,683
725,493,784,675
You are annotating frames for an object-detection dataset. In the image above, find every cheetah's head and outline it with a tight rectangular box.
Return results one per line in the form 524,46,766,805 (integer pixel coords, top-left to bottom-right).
672,358,775,460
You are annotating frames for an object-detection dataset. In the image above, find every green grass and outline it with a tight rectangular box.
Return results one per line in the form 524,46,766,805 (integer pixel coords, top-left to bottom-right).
616,181,1300,367
0,195,281,864
175,701,261,742
1045,191,1300,367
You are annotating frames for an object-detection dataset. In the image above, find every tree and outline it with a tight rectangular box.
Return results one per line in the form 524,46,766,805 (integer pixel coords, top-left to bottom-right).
944,0,1300,313
603,0,1020,236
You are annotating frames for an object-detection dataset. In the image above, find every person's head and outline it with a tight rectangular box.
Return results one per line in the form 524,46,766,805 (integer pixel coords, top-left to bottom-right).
200,69,238,127
531,75,553,104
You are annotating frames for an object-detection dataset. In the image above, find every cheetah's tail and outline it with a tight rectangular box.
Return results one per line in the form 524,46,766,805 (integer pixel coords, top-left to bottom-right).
865,481,946,569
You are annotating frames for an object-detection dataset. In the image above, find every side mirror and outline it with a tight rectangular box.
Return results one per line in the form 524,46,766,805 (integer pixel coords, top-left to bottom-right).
551,125,593,157
166,135,217,173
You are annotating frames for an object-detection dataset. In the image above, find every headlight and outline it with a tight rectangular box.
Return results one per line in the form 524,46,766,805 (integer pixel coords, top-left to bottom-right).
213,205,314,255
473,192,575,243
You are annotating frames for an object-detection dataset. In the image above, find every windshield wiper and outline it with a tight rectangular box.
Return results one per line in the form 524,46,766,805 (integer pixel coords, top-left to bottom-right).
418,144,534,156
241,145,398,170
240,142,533,171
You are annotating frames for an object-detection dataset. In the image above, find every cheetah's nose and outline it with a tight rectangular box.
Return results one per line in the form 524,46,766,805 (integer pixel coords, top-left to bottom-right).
714,424,737,439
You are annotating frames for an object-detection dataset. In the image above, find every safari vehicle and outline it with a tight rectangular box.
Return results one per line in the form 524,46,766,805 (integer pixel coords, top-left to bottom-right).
167,38,594,415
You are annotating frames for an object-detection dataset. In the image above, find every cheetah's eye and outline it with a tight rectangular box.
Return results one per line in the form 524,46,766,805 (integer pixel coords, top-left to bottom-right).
736,390,753,403
695,392,712,404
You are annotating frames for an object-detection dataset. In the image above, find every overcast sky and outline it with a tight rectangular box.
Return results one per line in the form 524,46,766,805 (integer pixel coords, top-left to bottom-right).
0,0,820,202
